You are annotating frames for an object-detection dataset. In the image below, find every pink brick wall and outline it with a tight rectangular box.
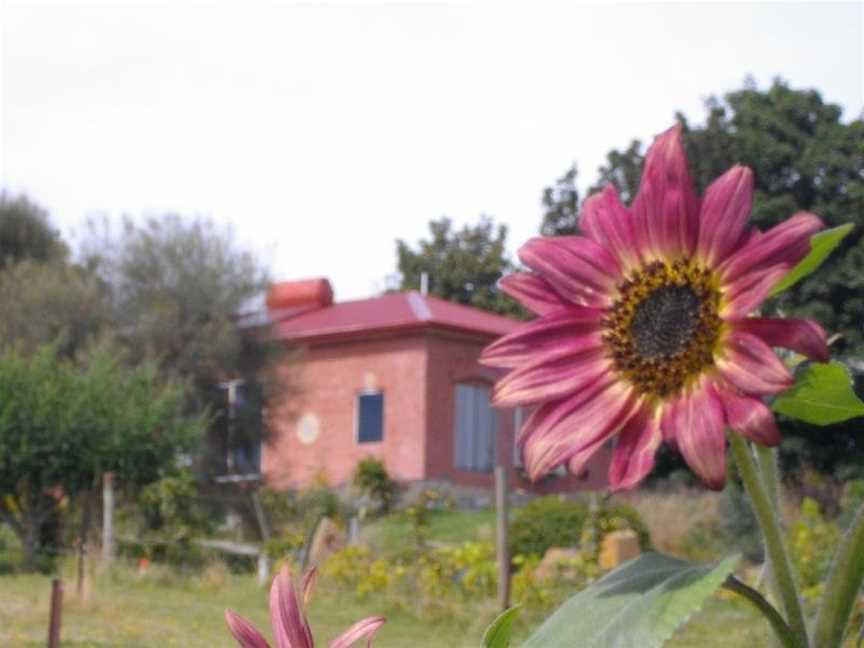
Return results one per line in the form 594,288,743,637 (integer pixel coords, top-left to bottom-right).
263,333,428,489
264,326,612,493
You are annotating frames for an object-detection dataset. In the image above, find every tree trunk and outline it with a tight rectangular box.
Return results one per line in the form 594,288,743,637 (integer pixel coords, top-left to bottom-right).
22,514,40,571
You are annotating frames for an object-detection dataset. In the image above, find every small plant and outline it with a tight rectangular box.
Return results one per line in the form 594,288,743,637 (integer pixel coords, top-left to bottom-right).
263,532,306,561
296,485,344,526
118,471,214,568
258,487,300,529
405,489,444,551
353,457,399,514
509,496,589,558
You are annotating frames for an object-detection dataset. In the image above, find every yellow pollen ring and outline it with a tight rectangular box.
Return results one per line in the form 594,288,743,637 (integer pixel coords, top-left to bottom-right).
602,259,723,400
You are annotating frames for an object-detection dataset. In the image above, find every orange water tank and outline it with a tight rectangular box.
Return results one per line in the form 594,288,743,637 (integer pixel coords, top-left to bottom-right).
267,278,334,311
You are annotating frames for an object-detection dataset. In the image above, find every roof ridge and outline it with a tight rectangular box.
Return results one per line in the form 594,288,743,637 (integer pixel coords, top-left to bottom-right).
406,291,432,321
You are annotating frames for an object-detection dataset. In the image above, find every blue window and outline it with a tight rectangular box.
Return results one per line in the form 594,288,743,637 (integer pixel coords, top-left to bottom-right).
357,393,384,443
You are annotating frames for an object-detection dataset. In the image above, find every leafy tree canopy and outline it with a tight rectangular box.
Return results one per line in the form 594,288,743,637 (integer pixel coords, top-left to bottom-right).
0,341,202,568
83,214,272,402
81,214,283,477
0,260,111,358
0,192,67,267
540,165,580,237
396,216,523,317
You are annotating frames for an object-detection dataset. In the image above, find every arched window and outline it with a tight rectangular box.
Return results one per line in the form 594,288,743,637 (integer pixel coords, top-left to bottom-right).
453,383,496,472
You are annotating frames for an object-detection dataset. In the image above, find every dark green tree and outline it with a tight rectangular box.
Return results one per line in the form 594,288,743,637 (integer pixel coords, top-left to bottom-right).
396,215,523,317
81,214,284,476
540,165,581,236
0,342,202,569
0,260,111,358
83,214,270,394
0,192,67,267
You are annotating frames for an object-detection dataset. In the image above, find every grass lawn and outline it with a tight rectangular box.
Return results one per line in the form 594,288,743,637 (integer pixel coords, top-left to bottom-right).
0,564,779,647
3,507,856,646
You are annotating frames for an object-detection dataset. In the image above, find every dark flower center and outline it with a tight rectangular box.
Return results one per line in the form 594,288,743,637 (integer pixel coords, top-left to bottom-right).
630,285,701,359
603,260,722,399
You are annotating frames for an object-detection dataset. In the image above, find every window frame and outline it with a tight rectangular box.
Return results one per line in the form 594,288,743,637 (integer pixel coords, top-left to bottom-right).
453,381,497,472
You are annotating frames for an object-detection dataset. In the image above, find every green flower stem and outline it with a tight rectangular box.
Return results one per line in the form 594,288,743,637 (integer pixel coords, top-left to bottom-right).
723,575,798,648
729,433,809,648
755,445,781,608
756,445,781,509
812,499,864,648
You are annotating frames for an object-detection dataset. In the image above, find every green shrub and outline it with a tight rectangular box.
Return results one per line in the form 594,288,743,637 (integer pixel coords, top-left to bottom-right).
258,488,300,529
789,497,841,601
137,471,213,538
353,457,399,514
263,532,306,561
510,496,589,558
294,485,344,527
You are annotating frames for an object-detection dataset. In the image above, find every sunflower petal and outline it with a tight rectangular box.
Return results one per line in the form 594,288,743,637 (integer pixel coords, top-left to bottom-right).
717,388,780,447
225,610,271,648
328,616,386,648
632,124,700,261
732,317,829,362
697,165,753,267
718,212,823,283
480,308,604,368
717,331,794,395
666,380,726,490
518,236,618,307
492,349,611,407
722,265,790,317
269,565,313,648
608,406,662,491
498,272,571,315
523,384,638,480
579,185,639,269
516,373,618,446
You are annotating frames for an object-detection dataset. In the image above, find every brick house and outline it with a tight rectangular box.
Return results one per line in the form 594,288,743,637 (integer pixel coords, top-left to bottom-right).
262,278,611,493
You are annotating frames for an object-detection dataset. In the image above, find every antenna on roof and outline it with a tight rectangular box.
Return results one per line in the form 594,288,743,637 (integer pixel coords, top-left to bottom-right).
420,272,429,296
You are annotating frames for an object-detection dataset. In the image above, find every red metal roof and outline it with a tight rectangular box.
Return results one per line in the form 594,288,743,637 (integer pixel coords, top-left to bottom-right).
271,291,519,342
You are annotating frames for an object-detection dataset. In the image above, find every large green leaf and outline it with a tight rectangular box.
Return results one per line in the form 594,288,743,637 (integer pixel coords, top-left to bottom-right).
772,361,864,425
483,605,521,648
769,224,854,297
521,553,739,648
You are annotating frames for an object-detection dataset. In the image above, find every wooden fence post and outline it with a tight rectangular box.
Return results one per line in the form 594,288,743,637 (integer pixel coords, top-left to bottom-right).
76,489,94,599
47,578,63,648
101,472,114,563
495,466,511,612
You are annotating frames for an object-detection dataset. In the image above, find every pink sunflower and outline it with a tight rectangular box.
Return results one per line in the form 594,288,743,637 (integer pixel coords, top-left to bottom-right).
481,124,829,490
225,565,385,648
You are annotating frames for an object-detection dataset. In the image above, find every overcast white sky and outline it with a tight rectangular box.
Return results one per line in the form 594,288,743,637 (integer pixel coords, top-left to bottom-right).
1,1,862,300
